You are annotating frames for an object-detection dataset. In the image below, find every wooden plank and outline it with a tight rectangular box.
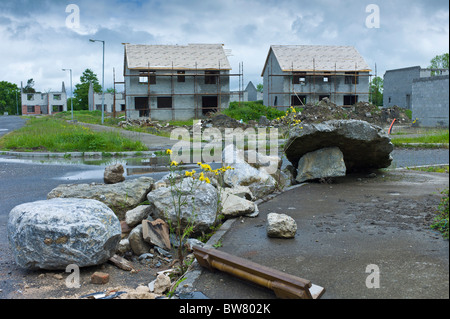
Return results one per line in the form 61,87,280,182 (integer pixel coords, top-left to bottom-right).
193,246,324,299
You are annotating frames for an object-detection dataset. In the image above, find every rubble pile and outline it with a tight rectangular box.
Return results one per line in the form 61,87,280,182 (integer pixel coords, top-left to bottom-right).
273,98,411,127
8,146,295,299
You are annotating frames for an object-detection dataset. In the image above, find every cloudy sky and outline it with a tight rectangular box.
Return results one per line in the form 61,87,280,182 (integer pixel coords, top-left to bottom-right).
0,0,448,93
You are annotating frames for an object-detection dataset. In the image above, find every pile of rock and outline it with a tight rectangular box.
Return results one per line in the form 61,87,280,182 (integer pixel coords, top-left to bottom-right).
8,147,292,272
284,119,394,183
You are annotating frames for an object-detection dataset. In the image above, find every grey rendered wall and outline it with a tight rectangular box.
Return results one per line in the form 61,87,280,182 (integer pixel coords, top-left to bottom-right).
263,50,285,109
383,66,421,109
126,68,230,120
411,75,449,127
289,72,370,106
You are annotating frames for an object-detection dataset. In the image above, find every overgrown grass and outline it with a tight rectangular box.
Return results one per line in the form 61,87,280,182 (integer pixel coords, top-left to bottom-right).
222,101,286,122
0,116,148,152
53,110,123,126
431,188,449,239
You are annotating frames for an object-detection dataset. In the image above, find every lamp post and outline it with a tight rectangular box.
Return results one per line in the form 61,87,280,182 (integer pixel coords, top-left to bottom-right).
89,39,105,124
62,68,73,121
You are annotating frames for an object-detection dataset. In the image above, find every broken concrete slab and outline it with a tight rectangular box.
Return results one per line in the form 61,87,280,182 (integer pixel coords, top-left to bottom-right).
296,147,347,183
142,218,171,251
284,120,393,172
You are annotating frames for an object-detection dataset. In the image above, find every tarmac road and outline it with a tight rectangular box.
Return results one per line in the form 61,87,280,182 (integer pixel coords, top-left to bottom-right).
0,116,26,138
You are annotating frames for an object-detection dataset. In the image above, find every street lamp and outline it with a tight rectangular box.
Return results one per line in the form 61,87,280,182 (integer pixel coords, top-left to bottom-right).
62,68,73,121
89,39,105,124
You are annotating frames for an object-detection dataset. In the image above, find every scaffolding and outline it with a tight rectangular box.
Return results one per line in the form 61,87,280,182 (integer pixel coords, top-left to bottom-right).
122,61,244,120
267,58,373,108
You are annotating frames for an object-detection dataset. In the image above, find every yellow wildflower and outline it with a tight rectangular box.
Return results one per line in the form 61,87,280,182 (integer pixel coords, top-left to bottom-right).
185,170,195,177
170,160,179,166
166,149,173,155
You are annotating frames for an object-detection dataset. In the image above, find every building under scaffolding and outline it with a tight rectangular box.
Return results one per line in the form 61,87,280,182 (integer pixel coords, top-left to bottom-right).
261,45,372,110
123,43,242,121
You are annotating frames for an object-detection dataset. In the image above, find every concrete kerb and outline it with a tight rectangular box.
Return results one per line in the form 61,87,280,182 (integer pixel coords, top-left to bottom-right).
174,182,309,298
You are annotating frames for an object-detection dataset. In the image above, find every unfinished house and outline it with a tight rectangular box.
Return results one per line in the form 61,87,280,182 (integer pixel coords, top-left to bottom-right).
384,66,449,127
261,45,371,109
88,83,126,113
21,82,67,115
124,43,237,120
230,81,263,102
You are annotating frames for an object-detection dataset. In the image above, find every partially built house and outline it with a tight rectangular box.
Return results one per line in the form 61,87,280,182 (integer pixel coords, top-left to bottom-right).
384,66,449,127
21,82,67,115
88,82,126,113
261,45,371,110
123,43,240,120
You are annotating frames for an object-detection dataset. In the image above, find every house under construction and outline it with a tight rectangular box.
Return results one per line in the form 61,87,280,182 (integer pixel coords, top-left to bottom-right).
261,45,372,110
123,43,242,121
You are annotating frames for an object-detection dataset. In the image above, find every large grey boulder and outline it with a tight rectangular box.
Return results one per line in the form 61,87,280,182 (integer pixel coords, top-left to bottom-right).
147,178,218,235
296,147,347,183
7,198,121,270
47,176,154,220
284,120,393,172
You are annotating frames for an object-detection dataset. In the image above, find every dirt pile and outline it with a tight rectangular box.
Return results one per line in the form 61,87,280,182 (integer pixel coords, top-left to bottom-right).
292,98,411,127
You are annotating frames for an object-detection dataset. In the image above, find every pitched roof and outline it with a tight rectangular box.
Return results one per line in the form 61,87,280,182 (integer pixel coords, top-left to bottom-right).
125,43,232,70
262,45,371,76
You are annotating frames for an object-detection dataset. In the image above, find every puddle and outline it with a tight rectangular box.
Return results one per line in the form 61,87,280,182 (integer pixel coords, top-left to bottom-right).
0,155,174,180
0,155,209,181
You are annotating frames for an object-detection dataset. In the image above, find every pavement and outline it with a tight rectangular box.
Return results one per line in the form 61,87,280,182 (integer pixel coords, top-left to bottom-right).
179,169,449,299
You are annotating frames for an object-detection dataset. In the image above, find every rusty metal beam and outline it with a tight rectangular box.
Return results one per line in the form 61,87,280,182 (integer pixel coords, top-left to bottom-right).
192,246,325,299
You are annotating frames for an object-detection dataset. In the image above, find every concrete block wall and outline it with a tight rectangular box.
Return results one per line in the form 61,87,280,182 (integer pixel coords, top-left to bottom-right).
383,66,421,109
125,68,230,120
411,75,449,127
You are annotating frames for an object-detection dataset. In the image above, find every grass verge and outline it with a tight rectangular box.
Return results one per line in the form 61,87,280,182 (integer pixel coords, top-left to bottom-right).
0,116,148,152
391,129,449,147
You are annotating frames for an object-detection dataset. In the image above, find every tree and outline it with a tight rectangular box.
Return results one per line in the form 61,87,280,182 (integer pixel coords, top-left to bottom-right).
73,69,102,110
0,81,21,115
256,83,263,93
429,53,449,76
369,76,383,107
22,78,36,93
